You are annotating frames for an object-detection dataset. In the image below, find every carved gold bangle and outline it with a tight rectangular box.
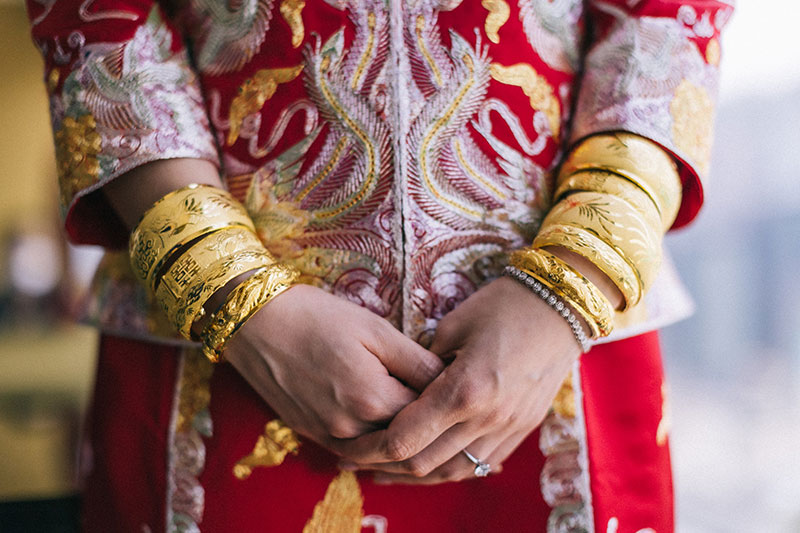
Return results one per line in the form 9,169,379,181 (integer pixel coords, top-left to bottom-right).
540,191,662,291
201,263,300,363
558,133,682,229
509,248,614,338
555,169,662,232
533,224,642,310
129,184,255,290
155,226,276,339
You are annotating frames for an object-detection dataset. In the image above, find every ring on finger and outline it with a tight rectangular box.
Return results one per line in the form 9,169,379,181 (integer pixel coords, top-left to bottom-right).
462,449,491,477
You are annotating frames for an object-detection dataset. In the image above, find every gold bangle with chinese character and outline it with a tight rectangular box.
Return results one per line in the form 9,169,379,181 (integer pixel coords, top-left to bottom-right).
555,169,662,232
533,224,642,310
558,133,682,229
540,191,662,291
201,263,300,363
510,248,614,338
155,226,276,339
129,184,255,291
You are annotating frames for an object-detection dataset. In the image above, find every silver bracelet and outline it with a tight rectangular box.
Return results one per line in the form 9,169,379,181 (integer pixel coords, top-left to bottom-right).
503,266,592,353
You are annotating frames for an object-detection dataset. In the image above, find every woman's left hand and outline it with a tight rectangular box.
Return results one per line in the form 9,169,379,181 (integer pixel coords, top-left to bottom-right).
337,275,581,484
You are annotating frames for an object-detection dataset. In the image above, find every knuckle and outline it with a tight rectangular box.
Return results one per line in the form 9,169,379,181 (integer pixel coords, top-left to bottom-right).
384,436,414,462
405,457,431,478
353,398,391,423
451,379,488,414
325,418,362,440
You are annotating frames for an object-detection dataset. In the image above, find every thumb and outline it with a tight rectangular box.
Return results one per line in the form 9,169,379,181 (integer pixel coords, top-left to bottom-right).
428,317,461,359
369,324,444,392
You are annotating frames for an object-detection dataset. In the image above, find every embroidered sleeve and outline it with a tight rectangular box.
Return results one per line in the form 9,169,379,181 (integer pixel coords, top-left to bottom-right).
572,0,734,228
27,0,219,246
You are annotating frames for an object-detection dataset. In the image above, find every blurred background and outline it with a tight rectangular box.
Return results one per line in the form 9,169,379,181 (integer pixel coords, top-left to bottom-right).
0,0,797,531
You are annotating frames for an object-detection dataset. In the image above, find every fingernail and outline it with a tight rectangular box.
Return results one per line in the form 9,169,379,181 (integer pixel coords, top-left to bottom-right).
338,461,358,471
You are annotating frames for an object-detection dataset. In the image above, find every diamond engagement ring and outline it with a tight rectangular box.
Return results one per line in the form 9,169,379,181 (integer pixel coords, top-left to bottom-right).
462,449,491,477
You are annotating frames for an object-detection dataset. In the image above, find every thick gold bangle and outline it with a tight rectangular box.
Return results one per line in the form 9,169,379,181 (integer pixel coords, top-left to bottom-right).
555,169,662,232
540,191,662,291
129,184,255,290
155,226,276,338
201,263,300,363
533,224,642,309
510,248,614,338
558,133,681,229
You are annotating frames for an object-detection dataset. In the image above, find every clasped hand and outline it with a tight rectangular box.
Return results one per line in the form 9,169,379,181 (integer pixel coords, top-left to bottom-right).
225,277,580,485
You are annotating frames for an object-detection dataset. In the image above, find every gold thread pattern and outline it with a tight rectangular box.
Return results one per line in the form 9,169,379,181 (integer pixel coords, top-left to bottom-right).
312,62,377,221
227,65,305,146
296,138,349,201
233,420,301,479
551,371,575,419
454,139,507,200
47,68,60,93
351,12,376,90
705,38,721,66
55,113,102,208
302,471,364,533
670,79,714,178
279,0,306,49
416,15,443,87
419,55,483,219
176,348,214,433
490,62,561,140
482,0,510,44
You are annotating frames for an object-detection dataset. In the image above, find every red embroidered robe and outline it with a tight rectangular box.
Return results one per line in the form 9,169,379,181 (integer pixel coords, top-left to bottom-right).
26,0,732,531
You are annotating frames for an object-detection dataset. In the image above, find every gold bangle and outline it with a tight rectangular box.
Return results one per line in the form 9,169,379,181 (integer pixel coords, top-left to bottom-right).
129,184,255,290
533,224,642,310
558,133,682,229
155,226,276,339
510,248,614,338
201,263,300,363
540,191,662,291
555,169,662,232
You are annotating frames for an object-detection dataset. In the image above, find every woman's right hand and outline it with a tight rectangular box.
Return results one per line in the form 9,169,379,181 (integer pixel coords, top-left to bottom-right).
224,284,444,451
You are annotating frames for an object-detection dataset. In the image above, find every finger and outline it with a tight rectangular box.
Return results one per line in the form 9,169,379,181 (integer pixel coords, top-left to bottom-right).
334,368,466,463
367,323,445,392
371,435,506,485
484,429,531,468
428,317,460,358
340,422,471,475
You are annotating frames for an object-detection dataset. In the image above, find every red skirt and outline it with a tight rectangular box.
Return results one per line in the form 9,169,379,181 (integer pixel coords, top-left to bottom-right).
81,332,672,532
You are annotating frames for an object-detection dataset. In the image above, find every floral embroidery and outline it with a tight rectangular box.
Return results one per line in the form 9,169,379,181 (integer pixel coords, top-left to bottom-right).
167,349,214,532
670,79,714,176
481,0,510,44
490,62,561,140
49,5,216,217
54,113,102,208
303,471,365,533
571,12,723,180
540,364,593,532
233,420,300,479
187,0,276,75
280,0,306,48
227,65,305,146
517,0,584,74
